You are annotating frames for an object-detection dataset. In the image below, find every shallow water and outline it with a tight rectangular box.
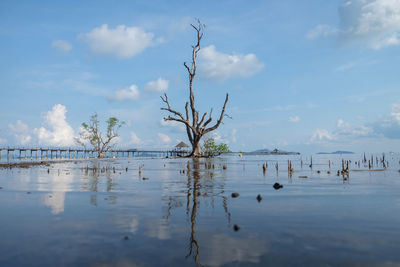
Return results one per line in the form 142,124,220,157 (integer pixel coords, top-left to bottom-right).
1,154,400,266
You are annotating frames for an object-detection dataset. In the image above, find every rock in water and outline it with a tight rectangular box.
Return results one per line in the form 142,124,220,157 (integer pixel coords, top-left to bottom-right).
231,192,240,198
273,183,283,190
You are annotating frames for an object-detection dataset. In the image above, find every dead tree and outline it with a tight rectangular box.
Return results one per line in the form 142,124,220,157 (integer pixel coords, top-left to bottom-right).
161,20,229,157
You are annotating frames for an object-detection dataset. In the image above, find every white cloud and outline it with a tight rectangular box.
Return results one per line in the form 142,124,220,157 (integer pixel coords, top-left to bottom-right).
340,0,400,49
160,119,186,132
81,24,154,58
9,120,32,145
199,45,264,80
128,132,142,145
232,129,237,143
51,40,73,53
370,33,400,49
34,104,75,146
109,84,140,101
308,1,400,49
289,116,300,123
336,61,357,71
306,24,339,39
391,102,400,124
145,77,169,92
158,133,171,143
336,119,372,136
310,129,336,143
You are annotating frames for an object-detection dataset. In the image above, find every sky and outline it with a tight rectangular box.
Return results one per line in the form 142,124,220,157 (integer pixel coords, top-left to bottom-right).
1,0,400,153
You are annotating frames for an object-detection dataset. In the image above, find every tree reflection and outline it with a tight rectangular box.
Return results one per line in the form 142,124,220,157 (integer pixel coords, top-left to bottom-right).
185,158,201,265
79,163,118,206
162,158,232,266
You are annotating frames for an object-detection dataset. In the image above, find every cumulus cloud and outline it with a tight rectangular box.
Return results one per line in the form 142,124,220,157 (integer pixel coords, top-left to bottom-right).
108,84,140,101
308,0,400,49
158,133,171,143
306,24,339,39
9,120,32,145
51,40,73,53
340,0,400,49
145,77,169,92
34,104,75,146
199,45,264,80
81,24,154,58
289,116,300,123
336,119,373,136
310,129,336,143
128,132,142,145
371,101,400,139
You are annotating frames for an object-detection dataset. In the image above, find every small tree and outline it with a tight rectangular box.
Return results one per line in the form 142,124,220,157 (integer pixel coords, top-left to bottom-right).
161,20,229,157
202,137,231,157
76,113,124,158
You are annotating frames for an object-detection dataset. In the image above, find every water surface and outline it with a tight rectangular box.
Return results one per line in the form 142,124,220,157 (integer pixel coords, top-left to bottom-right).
1,154,400,266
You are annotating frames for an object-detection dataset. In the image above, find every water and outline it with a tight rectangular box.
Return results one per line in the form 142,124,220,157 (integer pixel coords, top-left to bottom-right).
1,154,400,266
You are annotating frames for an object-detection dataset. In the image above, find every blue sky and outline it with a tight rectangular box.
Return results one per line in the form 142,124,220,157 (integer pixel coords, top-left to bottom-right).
1,0,400,153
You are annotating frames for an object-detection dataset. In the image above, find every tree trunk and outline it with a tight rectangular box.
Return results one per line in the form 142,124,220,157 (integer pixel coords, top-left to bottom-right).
191,141,201,157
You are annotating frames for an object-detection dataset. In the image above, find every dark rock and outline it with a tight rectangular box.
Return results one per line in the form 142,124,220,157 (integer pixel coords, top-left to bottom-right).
256,194,262,202
273,183,283,190
233,224,240,232
231,192,240,198
123,236,129,240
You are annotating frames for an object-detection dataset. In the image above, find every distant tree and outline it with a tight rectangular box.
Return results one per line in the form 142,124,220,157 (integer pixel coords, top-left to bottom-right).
201,137,231,157
76,113,124,158
160,19,229,157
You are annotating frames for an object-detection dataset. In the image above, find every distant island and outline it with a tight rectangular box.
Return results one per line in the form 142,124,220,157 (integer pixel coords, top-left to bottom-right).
317,151,355,155
244,148,300,155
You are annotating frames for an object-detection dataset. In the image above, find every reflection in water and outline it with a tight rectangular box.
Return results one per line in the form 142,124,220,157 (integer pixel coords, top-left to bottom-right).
39,168,74,215
186,159,201,265
3,154,398,266
43,191,66,214
199,234,267,267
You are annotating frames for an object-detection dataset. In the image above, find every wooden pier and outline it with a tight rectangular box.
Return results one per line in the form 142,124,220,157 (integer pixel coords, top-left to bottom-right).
0,147,190,160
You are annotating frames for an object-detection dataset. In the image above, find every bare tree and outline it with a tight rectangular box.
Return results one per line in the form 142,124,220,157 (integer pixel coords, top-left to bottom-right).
161,20,229,157
76,113,124,158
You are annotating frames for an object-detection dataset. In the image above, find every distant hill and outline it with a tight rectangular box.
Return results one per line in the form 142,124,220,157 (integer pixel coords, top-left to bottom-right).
253,149,271,153
248,148,300,155
317,151,355,155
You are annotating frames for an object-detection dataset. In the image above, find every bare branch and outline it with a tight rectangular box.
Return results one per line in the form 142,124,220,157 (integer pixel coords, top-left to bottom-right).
198,112,207,128
164,116,194,131
202,108,213,130
204,93,229,134
224,114,233,120
160,93,186,120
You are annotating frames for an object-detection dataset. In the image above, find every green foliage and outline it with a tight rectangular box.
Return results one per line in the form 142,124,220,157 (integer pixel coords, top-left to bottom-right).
201,137,231,157
76,113,124,157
